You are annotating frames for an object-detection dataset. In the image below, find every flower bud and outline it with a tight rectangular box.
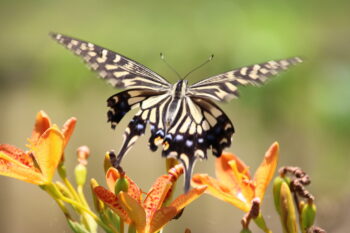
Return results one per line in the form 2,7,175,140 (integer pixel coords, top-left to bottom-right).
77,145,90,166
58,163,67,179
301,202,316,231
279,182,297,233
273,176,284,214
75,163,87,186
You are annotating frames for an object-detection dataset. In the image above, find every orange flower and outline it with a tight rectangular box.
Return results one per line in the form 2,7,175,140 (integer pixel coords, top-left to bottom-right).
94,165,207,233
0,111,76,185
192,142,279,212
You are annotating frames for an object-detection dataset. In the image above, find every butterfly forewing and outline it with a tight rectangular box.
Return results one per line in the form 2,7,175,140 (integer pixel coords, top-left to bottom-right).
188,57,303,102
50,33,171,90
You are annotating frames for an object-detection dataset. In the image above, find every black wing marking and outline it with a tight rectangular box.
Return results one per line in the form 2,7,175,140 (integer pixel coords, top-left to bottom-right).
154,97,234,192
188,57,302,102
50,33,171,90
113,93,172,167
112,110,148,166
193,98,235,157
107,89,165,129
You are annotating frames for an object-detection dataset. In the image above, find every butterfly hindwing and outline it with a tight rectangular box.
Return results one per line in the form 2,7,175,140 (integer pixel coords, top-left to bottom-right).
113,93,172,166
189,57,303,102
193,98,234,157
107,89,165,129
50,33,171,90
156,96,233,192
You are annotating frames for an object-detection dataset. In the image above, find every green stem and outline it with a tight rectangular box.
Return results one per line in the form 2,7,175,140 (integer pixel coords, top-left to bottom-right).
77,185,98,232
59,164,95,231
46,188,72,220
58,164,82,203
45,182,114,233
60,195,112,231
78,185,90,207
63,176,82,203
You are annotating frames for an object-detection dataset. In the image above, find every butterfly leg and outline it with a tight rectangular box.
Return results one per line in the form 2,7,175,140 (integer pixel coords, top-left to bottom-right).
108,150,125,174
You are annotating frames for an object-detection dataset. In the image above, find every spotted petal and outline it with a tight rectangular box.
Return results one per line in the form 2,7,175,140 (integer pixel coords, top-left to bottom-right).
94,186,131,223
144,175,173,219
0,147,44,184
169,185,207,211
148,206,177,233
148,186,206,233
0,144,35,168
119,192,146,233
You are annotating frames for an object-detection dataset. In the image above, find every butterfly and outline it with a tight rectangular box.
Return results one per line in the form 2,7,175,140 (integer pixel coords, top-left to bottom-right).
50,33,302,192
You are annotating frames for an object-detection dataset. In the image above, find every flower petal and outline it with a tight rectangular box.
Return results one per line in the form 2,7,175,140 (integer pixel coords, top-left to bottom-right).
163,164,184,205
61,117,76,148
0,150,44,184
30,111,51,145
169,185,207,211
216,152,251,190
253,142,279,201
119,192,146,233
0,144,35,168
94,186,131,223
144,175,173,219
192,174,250,212
228,159,255,206
106,167,141,202
148,206,177,233
31,127,64,182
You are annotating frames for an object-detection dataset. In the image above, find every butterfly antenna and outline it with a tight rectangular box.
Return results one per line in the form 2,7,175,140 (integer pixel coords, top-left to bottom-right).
183,54,214,79
160,53,182,79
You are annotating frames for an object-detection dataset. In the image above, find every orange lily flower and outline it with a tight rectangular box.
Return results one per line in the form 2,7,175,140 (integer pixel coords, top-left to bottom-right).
94,165,207,233
192,142,279,212
0,111,76,185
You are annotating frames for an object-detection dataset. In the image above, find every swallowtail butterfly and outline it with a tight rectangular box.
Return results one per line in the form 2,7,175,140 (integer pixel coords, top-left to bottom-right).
50,33,302,192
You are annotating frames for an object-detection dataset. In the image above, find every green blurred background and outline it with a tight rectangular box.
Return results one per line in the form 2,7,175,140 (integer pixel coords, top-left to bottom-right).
1,0,349,232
